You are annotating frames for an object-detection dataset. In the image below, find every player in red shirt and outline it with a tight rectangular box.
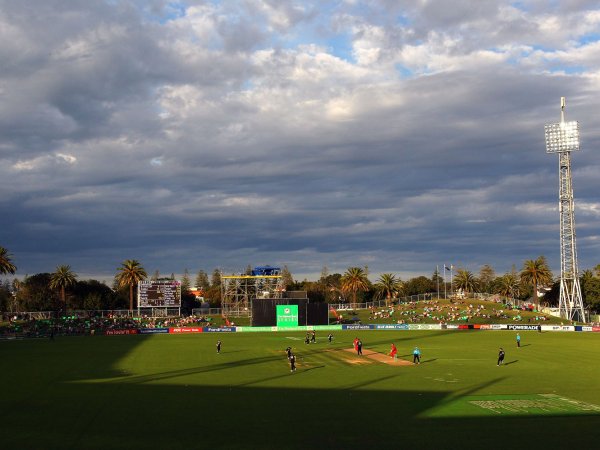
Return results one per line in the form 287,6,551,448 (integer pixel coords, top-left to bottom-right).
390,343,398,359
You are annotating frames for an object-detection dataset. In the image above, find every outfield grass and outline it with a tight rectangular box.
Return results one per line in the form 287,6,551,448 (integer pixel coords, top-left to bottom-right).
1,330,599,449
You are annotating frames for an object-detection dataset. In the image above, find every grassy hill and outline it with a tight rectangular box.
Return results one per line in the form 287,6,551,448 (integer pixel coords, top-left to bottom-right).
331,297,565,325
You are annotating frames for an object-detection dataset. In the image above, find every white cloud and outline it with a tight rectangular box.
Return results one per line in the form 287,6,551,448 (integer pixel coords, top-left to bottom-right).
12,153,77,171
2,0,600,279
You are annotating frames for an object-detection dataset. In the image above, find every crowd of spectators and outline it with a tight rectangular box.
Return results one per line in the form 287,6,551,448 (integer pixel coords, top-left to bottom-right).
0,314,219,338
367,299,549,324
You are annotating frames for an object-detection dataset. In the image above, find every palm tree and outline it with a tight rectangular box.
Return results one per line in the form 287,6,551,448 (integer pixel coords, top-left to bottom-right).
116,260,147,311
374,273,402,306
0,246,17,275
452,269,478,295
520,256,553,311
496,272,520,300
50,265,78,311
341,267,370,308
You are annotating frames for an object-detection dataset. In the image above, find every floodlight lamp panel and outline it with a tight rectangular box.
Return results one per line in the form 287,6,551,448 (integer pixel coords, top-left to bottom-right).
545,121,580,153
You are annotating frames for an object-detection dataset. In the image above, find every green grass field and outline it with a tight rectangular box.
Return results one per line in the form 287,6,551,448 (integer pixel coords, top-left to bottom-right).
1,330,599,449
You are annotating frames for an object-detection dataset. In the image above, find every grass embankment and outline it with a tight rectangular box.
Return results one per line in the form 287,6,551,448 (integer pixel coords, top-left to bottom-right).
332,298,565,325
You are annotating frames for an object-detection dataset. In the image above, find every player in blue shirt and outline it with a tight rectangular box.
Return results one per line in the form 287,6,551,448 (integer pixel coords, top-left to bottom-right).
413,347,421,364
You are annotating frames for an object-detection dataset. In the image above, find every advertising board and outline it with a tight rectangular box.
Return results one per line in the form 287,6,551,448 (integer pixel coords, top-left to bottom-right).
408,324,442,330
375,324,409,330
343,324,374,330
139,328,169,334
508,325,542,331
204,327,236,333
276,305,299,328
169,327,203,333
541,325,575,332
105,329,138,335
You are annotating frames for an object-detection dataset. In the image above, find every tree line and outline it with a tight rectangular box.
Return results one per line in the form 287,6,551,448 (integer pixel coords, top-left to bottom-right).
1,246,600,313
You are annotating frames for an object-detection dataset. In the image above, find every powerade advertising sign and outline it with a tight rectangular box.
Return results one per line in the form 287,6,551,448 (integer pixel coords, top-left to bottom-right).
276,305,299,328
508,325,542,331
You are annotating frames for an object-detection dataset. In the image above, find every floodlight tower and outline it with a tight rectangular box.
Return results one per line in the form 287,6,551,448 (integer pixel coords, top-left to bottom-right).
544,97,585,322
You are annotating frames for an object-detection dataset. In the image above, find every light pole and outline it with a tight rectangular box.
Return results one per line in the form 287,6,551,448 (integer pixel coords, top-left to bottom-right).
544,97,586,322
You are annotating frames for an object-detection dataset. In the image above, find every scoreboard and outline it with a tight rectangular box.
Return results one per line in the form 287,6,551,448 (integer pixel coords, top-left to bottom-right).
138,280,181,307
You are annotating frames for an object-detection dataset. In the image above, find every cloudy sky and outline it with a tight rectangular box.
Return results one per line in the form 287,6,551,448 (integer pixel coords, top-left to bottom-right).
1,0,600,282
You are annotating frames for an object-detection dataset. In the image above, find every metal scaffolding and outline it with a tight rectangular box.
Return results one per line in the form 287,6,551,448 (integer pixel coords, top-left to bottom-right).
221,271,284,317
544,97,585,322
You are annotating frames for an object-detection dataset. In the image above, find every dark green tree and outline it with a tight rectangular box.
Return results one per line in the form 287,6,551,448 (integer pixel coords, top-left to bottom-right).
181,269,192,293
50,265,78,312
496,271,520,300
194,270,210,291
15,274,60,311
374,273,402,305
581,270,600,313
453,269,478,294
281,265,294,289
115,260,147,311
478,264,496,293
404,276,433,296
211,269,222,288
0,246,17,275
520,256,553,310
71,280,116,310
0,280,12,311
341,267,370,307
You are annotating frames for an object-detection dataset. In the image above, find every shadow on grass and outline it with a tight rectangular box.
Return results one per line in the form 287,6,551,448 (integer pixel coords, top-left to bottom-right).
504,360,519,365
1,336,598,450
1,380,598,450
236,365,326,386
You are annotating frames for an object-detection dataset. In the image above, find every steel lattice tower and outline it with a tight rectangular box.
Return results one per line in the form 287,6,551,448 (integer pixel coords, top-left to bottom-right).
544,97,585,322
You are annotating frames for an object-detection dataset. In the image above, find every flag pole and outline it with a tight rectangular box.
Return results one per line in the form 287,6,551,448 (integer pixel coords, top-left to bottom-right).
443,265,447,299
450,265,454,298
436,265,440,299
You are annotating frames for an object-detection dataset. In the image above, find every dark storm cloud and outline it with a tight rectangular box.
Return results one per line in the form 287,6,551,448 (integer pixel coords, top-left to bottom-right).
1,0,600,282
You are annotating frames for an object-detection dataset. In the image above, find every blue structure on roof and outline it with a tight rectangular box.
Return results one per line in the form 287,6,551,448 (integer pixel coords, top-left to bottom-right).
251,266,281,276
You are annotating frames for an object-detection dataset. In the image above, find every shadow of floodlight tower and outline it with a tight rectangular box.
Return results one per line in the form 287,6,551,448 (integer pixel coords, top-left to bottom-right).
544,97,586,322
